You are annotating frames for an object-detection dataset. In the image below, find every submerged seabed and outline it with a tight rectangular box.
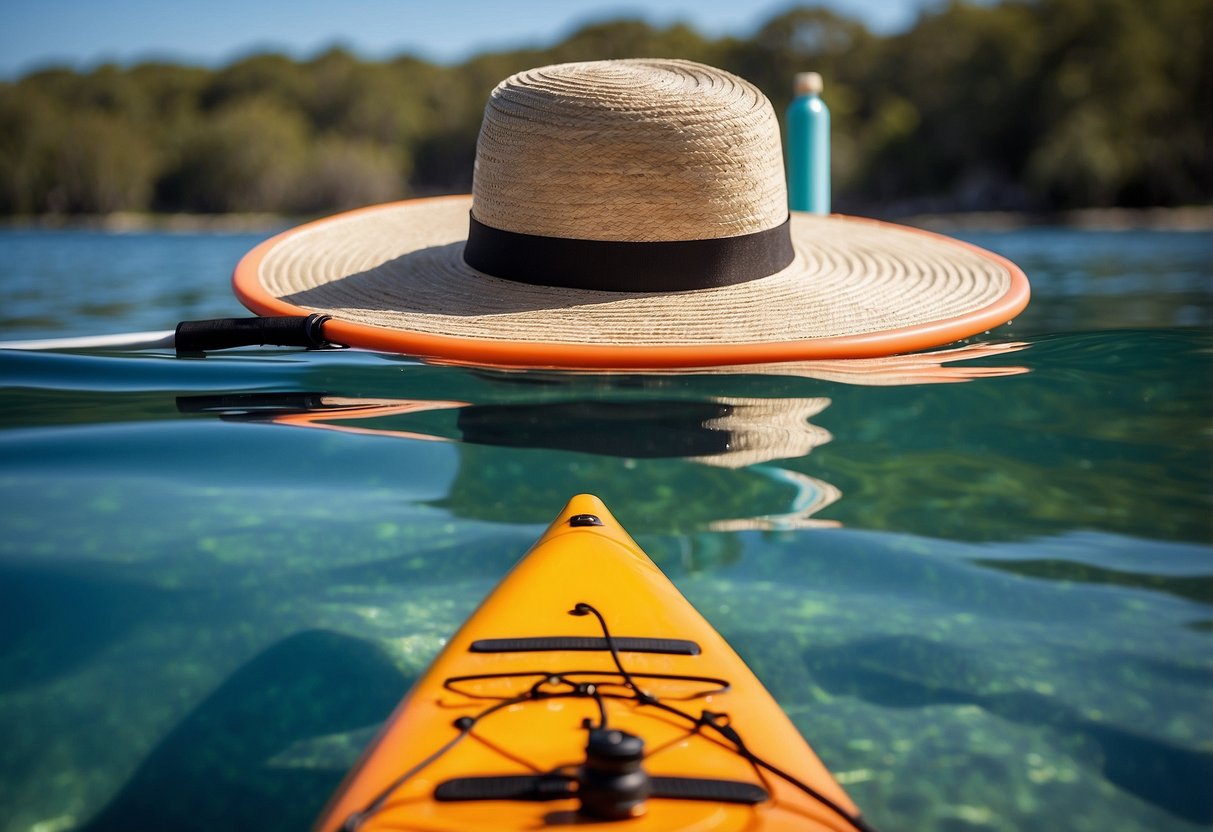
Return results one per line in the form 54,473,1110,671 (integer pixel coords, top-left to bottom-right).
0,227,1210,832
0,328,1209,832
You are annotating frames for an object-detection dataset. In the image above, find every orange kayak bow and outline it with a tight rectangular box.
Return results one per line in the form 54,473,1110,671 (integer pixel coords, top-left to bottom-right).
316,495,875,831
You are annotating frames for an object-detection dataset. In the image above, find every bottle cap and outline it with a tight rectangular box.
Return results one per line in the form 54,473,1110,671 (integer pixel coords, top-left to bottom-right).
794,72,823,96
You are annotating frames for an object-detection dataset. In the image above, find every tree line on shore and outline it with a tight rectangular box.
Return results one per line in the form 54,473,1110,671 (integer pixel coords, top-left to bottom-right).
0,0,1207,217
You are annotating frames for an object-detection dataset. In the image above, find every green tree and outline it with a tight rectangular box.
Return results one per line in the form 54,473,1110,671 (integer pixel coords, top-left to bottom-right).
202,53,310,112
161,97,309,212
0,86,156,213
126,62,210,135
723,8,880,195
858,0,1042,209
1024,0,1211,207
46,111,157,212
1,0,1208,215
291,137,407,213
0,85,59,213
549,19,719,64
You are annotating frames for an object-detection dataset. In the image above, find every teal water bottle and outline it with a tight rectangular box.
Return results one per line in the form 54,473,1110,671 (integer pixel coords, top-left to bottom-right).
786,72,830,214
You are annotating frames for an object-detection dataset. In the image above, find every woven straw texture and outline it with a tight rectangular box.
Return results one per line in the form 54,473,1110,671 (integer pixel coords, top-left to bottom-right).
689,397,832,469
256,195,1012,345
245,59,1020,351
473,59,787,242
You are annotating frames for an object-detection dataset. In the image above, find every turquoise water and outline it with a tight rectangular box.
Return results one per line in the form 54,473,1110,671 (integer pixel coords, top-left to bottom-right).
0,226,1210,831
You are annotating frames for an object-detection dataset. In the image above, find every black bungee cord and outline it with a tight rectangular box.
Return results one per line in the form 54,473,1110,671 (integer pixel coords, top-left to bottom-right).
342,601,880,832
570,601,880,832
340,692,532,831
568,601,654,705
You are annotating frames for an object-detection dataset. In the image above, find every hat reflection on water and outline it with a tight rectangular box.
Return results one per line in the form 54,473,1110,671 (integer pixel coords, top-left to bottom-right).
234,59,1029,368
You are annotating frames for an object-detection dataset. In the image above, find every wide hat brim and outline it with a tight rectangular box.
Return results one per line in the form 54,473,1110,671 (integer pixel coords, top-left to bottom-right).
233,194,1029,369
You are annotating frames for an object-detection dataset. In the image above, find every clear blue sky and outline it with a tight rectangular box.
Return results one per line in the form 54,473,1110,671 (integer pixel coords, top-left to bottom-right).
1,0,945,79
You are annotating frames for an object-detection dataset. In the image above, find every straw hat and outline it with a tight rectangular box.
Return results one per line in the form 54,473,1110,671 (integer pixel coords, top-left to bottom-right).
234,59,1029,369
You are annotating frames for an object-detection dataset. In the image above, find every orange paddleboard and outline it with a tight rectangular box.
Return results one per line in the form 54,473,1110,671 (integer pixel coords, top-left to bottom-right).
317,495,874,831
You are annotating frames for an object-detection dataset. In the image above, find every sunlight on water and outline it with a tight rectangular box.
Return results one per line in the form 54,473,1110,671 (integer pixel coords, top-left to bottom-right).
0,227,1210,831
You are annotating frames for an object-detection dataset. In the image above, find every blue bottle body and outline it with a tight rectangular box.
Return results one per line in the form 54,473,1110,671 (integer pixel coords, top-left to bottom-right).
786,93,830,214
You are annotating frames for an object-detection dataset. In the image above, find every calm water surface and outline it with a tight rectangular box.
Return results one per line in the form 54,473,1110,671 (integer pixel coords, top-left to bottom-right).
0,226,1210,831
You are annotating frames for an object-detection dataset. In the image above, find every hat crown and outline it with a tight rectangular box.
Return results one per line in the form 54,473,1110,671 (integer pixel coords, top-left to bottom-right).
471,59,788,243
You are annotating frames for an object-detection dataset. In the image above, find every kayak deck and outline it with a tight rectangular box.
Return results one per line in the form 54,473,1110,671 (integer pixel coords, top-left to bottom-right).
315,495,869,831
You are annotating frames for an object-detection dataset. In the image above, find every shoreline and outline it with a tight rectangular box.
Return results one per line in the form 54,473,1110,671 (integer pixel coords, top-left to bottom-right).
898,205,1213,232
2,205,1211,233
0,212,296,233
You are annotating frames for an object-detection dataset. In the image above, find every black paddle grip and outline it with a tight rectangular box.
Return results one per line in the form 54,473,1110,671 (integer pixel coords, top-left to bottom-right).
175,314,331,352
